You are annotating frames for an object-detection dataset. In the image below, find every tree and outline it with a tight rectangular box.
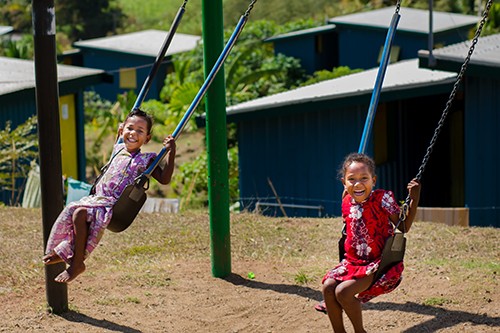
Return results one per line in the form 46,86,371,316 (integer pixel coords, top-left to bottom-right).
55,0,125,41
0,117,38,205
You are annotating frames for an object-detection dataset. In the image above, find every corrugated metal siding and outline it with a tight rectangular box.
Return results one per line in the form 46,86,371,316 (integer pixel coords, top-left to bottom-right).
464,76,500,227
273,32,337,75
236,91,464,218
0,92,38,205
0,90,36,130
238,105,365,217
337,27,432,70
81,50,168,102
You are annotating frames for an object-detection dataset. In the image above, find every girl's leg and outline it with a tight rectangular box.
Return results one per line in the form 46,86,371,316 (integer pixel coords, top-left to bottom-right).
55,208,88,283
322,278,347,333
42,250,64,265
335,275,374,333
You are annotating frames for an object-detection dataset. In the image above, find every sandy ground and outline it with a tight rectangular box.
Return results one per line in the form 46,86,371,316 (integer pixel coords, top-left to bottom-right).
2,257,499,333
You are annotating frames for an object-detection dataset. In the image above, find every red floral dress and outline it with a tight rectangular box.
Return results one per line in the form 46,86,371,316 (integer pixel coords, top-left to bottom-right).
322,189,404,303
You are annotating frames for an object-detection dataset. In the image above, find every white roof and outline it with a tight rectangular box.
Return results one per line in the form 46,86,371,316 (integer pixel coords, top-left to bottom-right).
0,56,104,95
73,30,201,57
329,6,479,34
0,26,14,36
227,59,457,114
420,33,500,67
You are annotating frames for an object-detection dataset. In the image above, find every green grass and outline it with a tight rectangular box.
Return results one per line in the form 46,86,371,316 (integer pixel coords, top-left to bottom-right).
0,206,498,295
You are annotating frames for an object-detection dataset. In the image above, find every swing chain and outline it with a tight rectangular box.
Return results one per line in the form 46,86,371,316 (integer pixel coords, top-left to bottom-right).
396,0,493,232
397,199,409,232
244,0,258,18
414,0,493,182
181,0,188,9
395,0,402,15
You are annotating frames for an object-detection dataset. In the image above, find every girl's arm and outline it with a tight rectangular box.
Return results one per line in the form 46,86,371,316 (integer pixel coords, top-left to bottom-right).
151,135,177,185
398,178,421,232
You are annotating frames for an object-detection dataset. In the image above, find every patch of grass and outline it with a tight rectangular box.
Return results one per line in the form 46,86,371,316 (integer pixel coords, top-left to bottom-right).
125,297,141,304
95,297,122,306
423,297,454,306
124,244,164,256
1,206,499,305
294,270,311,285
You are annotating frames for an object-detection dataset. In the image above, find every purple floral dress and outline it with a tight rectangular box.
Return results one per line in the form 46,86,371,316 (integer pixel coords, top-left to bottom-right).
45,143,156,264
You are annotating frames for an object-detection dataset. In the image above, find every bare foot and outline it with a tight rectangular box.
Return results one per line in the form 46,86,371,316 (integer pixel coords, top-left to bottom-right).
54,263,86,283
43,251,64,265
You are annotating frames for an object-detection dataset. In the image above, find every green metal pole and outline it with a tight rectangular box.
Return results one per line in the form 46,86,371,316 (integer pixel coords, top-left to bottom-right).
201,0,231,277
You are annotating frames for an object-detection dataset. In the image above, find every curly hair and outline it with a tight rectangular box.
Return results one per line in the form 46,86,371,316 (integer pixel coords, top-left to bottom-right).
125,108,154,134
338,153,376,180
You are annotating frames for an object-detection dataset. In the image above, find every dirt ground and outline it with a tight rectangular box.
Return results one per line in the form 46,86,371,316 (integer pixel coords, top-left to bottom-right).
1,209,499,333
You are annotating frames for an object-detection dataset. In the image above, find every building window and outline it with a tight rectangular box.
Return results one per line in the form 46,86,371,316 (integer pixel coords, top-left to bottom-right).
119,67,137,89
377,45,400,64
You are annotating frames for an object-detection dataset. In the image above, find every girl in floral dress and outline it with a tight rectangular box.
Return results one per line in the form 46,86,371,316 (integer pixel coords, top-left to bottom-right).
320,153,420,333
42,109,176,283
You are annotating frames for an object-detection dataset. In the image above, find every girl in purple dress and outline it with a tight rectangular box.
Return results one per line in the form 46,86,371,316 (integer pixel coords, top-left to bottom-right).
42,109,176,283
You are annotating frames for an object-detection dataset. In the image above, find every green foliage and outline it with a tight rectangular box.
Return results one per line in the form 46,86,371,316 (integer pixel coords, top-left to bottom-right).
83,91,124,176
482,3,500,36
0,0,32,32
0,116,38,205
303,66,364,86
0,34,33,59
55,0,126,41
171,146,239,210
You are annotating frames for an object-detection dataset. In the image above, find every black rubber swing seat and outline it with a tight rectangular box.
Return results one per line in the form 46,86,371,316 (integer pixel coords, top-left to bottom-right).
107,183,147,233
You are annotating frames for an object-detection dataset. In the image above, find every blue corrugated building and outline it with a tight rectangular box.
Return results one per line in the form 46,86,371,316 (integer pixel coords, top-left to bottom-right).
224,27,500,227
225,59,458,218
265,25,337,75
419,33,500,227
65,30,201,102
0,57,106,205
266,7,478,73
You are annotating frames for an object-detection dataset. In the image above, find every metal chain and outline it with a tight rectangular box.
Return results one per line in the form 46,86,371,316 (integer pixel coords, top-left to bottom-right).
414,0,492,182
397,0,493,229
395,0,402,14
244,0,258,18
182,0,188,9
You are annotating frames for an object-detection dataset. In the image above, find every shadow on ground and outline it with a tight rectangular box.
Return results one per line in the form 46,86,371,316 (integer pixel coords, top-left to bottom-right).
60,311,142,333
225,273,499,332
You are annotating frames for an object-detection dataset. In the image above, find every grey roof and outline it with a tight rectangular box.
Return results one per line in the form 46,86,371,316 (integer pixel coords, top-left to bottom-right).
0,26,14,36
73,30,201,57
265,25,336,42
0,56,104,95
419,33,500,68
328,6,478,34
226,59,456,115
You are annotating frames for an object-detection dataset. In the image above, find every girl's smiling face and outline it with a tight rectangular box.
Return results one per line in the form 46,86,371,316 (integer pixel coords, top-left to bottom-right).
342,161,376,203
121,115,151,153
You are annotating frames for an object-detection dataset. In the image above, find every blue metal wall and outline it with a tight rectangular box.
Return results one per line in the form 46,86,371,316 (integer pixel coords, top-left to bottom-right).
235,91,463,219
0,90,38,204
464,76,500,227
273,32,337,74
80,49,169,102
238,105,366,217
0,90,37,130
337,27,473,70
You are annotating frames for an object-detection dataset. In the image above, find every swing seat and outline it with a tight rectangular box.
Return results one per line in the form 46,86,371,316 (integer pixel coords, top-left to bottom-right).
371,231,406,284
107,183,147,232
337,229,406,285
